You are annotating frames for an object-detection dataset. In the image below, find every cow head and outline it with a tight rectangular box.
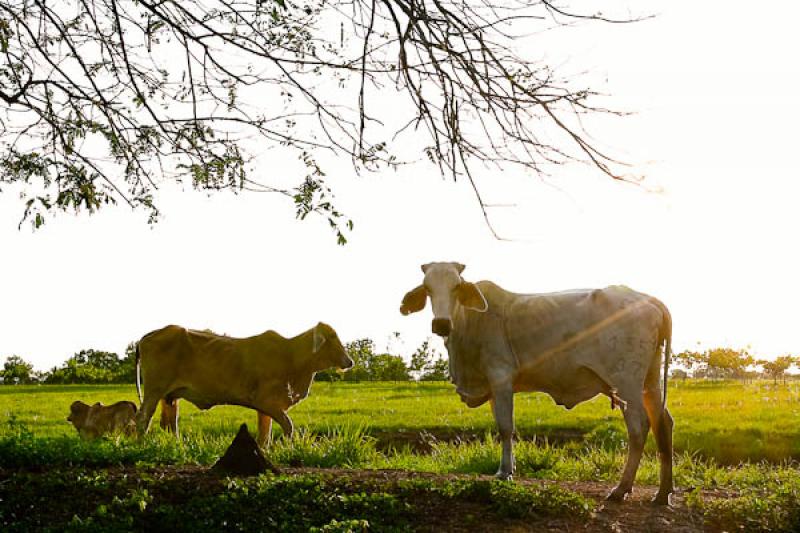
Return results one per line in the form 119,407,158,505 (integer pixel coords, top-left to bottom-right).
67,400,90,430
400,262,487,337
312,322,354,370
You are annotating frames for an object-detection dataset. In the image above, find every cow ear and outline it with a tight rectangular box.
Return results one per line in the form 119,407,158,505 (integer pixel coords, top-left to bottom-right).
454,262,466,274
400,285,427,315
421,263,432,274
312,324,327,353
457,282,487,312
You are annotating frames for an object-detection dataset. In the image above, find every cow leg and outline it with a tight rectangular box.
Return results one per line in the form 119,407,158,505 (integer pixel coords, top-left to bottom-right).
258,408,294,440
607,400,649,501
491,384,515,481
252,393,292,441
257,412,273,448
271,410,294,440
135,395,160,436
159,398,180,436
644,388,674,505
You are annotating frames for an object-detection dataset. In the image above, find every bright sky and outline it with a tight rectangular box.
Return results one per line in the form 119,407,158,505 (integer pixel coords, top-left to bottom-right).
2,1,799,370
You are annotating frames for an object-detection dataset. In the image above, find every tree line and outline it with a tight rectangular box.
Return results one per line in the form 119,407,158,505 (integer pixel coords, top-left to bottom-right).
1,347,138,385
1,338,448,385
5,342,797,386
673,348,798,384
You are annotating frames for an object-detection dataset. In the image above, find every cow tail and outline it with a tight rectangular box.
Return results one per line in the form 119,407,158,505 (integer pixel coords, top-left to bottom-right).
659,300,672,411
135,342,143,405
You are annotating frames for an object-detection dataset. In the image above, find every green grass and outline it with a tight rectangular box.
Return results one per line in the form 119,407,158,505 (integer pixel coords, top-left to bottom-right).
685,477,800,532
2,380,800,463
2,380,800,491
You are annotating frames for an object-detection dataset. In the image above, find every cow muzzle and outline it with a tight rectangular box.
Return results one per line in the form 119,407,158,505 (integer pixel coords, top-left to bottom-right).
432,318,452,337
340,356,354,370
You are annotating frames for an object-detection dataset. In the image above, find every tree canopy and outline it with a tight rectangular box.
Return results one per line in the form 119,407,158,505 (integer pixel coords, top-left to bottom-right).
673,348,799,383
409,339,448,381
44,346,136,384
0,0,634,241
1,355,35,383
758,356,796,384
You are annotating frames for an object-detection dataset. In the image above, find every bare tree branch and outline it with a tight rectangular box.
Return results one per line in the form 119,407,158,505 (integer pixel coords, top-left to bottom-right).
0,0,640,241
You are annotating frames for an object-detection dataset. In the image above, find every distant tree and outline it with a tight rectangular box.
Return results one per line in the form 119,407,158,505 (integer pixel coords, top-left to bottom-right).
44,348,127,384
45,358,103,384
1,355,35,384
116,343,138,383
734,350,755,382
341,338,376,382
409,340,435,380
369,353,410,382
409,339,449,381
74,349,122,372
704,347,753,381
759,356,795,384
673,350,704,377
420,357,449,382
336,338,412,381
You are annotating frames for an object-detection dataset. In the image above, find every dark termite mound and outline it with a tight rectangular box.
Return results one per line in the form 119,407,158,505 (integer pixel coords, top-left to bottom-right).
211,423,280,476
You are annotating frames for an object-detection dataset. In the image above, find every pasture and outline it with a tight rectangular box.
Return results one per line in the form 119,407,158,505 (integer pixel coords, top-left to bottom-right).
2,380,800,531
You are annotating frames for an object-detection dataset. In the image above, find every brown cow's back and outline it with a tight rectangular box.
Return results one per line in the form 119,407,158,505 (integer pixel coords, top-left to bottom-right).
138,326,296,411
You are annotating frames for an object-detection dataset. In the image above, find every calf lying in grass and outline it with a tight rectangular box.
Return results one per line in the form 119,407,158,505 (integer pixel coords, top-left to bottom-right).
67,400,137,439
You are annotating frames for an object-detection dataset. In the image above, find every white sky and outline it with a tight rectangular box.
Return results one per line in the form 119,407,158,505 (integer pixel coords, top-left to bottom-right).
2,1,800,370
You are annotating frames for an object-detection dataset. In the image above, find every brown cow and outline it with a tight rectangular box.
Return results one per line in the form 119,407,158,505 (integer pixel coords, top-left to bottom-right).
67,400,137,439
135,322,353,446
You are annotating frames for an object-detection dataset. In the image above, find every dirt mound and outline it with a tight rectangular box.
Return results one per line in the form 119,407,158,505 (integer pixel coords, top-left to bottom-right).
211,423,280,476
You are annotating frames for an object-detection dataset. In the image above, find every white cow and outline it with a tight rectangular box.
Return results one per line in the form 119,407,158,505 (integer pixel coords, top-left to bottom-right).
401,262,673,504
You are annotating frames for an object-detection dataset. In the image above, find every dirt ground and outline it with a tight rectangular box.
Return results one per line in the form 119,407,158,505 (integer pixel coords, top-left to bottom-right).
286,467,711,532
1,464,724,531
101,466,718,531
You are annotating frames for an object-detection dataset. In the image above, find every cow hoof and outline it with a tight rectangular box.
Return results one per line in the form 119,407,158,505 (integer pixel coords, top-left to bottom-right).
606,488,630,502
494,471,513,481
651,492,672,506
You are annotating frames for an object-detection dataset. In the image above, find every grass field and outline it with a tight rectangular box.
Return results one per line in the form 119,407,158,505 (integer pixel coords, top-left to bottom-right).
2,380,800,531
3,379,800,462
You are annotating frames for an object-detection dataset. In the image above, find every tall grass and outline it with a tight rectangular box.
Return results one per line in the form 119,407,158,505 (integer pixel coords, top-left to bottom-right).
270,424,379,468
3,412,799,497
3,380,799,463
2,380,800,490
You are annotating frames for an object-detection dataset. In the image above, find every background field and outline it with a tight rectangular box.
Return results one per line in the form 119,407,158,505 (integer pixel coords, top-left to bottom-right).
3,379,800,463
